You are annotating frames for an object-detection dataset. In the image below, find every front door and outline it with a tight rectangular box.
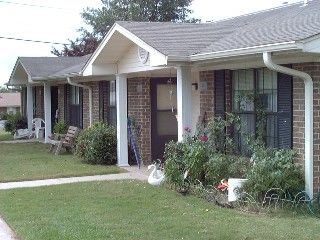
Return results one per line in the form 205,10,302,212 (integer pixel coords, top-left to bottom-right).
51,86,58,127
151,78,178,160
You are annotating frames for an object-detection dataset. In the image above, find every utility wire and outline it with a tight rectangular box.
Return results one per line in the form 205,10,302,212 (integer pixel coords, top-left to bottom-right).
0,0,73,11
0,36,69,45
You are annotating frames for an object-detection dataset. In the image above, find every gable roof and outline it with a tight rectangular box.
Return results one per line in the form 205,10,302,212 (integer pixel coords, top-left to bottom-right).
18,54,91,79
0,92,21,108
116,0,320,57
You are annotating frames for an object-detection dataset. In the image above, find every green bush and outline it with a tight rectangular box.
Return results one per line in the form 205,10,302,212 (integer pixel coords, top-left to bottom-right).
0,112,9,120
205,154,250,185
243,147,304,199
75,123,117,165
164,141,187,188
53,121,68,134
4,113,27,134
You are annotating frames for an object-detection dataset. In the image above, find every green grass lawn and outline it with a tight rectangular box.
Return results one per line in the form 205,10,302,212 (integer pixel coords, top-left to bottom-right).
0,181,318,240
0,143,124,182
0,129,13,141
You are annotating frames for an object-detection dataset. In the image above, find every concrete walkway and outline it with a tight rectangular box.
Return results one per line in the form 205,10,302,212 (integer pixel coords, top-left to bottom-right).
0,166,149,239
0,166,149,190
0,139,43,144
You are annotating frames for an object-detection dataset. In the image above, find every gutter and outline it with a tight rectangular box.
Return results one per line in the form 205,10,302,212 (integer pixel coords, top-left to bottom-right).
67,77,93,127
263,52,314,199
191,42,301,62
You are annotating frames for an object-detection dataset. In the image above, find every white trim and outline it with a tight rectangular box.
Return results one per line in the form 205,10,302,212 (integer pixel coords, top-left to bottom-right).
116,74,129,167
190,42,301,62
82,23,167,75
43,82,52,143
177,65,192,142
8,59,31,85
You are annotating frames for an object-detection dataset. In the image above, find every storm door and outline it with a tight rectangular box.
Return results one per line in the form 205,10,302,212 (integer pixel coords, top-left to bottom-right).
151,78,178,160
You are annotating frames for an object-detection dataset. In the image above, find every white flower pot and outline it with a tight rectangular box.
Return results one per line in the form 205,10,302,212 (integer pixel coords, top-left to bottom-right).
228,178,248,202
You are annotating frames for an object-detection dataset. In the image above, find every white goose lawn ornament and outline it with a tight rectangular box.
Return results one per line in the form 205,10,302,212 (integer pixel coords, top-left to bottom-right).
147,164,165,186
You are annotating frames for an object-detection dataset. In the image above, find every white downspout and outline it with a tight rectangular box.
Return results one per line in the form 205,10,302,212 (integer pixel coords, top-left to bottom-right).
67,77,93,127
263,52,313,199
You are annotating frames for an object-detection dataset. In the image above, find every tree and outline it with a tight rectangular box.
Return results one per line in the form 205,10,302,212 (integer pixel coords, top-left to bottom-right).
52,0,198,56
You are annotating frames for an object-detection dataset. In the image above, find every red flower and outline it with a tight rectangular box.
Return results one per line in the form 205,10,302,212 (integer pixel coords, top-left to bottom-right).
199,135,208,142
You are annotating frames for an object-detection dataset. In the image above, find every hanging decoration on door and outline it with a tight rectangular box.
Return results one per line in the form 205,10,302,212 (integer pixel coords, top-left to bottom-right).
167,68,178,120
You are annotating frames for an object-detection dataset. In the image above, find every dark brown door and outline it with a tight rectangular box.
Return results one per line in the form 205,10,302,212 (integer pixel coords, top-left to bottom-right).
51,86,58,127
151,78,178,160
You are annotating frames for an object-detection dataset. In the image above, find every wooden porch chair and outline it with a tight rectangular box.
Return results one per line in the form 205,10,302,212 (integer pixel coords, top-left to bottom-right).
49,126,80,155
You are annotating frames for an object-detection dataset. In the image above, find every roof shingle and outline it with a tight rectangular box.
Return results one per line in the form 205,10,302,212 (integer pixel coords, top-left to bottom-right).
117,0,320,57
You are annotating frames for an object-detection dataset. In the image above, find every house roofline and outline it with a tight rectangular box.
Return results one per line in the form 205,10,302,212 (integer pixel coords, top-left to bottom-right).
8,58,31,85
189,41,303,62
81,23,168,75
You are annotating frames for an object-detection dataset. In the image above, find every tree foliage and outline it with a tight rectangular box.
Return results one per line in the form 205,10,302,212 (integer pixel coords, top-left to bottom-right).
52,0,198,56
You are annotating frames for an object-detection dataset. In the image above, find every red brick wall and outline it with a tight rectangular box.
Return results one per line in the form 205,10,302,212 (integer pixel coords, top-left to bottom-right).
199,70,232,122
82,81,100,129
34,86,44,119
292,63,320,194
57,84,65,122
127,77,152,164
199,71,215,122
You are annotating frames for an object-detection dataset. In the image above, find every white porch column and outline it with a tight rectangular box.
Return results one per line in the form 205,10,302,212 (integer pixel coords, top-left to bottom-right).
177,65,192,142
116,74,129,166
26,84,33,131
43,83,52,143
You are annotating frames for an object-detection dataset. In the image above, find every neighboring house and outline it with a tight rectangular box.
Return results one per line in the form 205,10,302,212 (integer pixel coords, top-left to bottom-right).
0,92,21,114
8,0,320,198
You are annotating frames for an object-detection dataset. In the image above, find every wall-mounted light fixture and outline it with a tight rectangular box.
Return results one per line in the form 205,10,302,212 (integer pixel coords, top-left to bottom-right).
191,83,198,91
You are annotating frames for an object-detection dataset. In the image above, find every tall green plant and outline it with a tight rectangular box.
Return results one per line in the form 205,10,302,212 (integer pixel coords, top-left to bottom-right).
243,147,304,199
75,123,117,165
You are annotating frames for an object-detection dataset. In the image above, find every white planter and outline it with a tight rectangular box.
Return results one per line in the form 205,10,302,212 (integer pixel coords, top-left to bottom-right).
228,178,248,202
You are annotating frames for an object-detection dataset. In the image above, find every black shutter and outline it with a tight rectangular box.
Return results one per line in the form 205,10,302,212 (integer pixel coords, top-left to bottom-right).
214,70,226,119
99,81,109,122
277,72,293,149
79,88,83,129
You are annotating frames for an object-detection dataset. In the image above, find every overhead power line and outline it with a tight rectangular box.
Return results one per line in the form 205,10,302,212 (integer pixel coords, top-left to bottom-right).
0,36,69,45
0,0,73,11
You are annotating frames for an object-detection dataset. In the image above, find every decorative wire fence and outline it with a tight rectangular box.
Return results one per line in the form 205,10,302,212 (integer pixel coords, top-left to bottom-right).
189,180,320,217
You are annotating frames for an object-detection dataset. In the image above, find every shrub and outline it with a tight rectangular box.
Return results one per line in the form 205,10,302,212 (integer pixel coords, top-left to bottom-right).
75,123,117,165
0,112,9,120
4,113,27,134
53,121,68,134
205,154,250,185
164,141,187,188
243,147,304,199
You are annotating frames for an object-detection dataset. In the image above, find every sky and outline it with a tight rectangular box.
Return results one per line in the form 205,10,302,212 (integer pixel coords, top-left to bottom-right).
0,0,302,86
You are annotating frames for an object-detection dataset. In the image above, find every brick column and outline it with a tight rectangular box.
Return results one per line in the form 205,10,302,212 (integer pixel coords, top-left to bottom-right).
57,85,65,122
199,71,215,122
82,81,100,129
127,77,152,164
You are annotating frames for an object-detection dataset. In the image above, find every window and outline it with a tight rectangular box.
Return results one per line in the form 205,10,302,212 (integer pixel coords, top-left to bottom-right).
232,68,279,153
70,86,80,105
109,80,117,126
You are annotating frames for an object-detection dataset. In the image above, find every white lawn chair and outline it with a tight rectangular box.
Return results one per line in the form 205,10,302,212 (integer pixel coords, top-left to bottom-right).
32,118,45,139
